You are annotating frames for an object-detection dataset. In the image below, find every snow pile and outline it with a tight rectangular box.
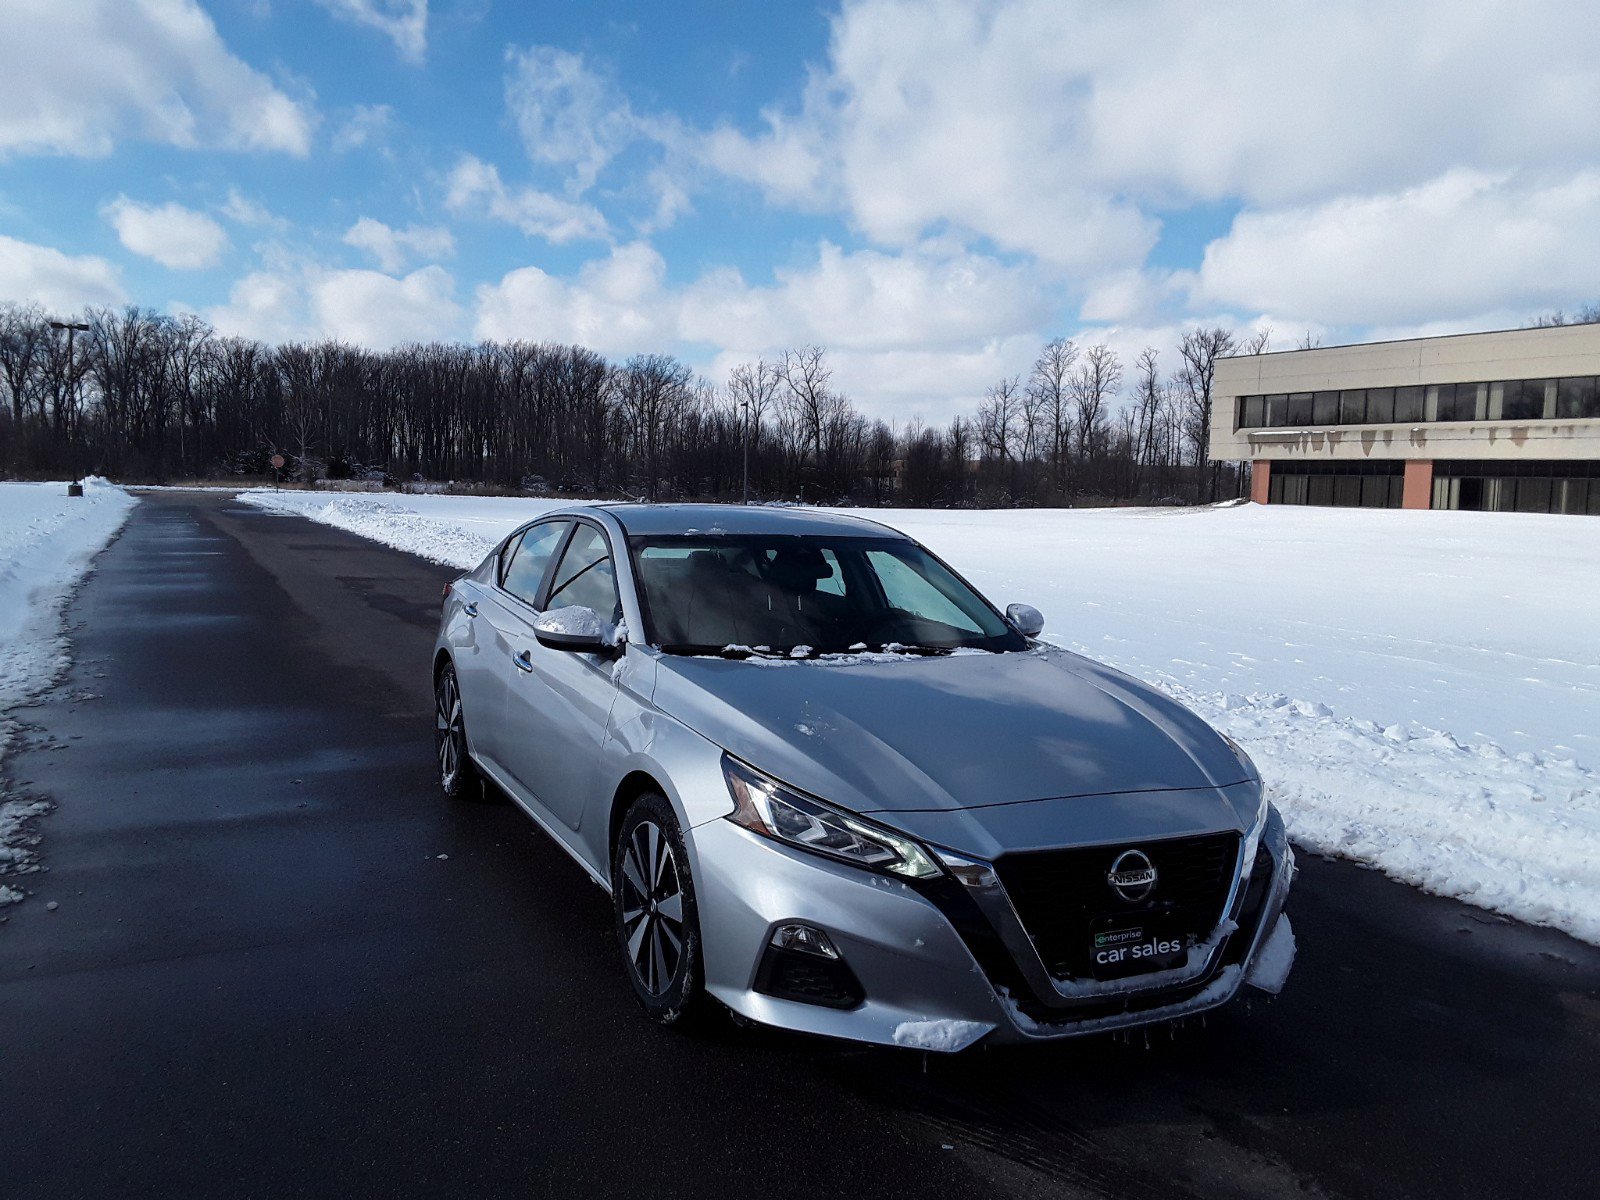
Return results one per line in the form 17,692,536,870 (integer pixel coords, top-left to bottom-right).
1245,914,1296,994
0,478,136,897
892,1018,991,1052
237,490,578,568
230,492,1600,944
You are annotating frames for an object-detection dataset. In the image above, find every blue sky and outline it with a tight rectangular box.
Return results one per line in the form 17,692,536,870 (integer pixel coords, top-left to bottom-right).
3,1,1599,423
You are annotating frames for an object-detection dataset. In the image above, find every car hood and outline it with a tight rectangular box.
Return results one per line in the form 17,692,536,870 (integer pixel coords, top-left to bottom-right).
649,645,1253,818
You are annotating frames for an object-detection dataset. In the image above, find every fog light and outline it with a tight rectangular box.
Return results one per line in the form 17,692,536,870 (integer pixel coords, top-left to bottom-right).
755,925,865,1010
770,922,839,959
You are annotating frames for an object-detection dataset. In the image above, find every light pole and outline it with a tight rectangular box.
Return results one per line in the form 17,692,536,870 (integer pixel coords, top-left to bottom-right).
49,320,90,485
740,397,750,505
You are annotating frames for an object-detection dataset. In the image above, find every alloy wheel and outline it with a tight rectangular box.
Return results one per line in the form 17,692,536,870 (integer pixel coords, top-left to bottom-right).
435,669,465,791
619,820,686,996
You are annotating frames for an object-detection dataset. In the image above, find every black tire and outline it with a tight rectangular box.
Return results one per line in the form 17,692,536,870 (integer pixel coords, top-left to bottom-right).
434,661,480,799
612,793,712,1026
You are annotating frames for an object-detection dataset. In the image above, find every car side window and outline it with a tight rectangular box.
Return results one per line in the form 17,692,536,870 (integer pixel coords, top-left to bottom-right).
497,532,523,585
501,521,569,606
545,524,621,622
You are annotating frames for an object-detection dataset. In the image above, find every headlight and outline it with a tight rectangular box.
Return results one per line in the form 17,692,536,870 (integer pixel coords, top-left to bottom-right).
722,756,941,880
1241,784,1272,872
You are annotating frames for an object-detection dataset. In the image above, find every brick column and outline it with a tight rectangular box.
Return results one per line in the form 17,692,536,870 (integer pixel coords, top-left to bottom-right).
1402,460,1433,510
1250,459,1271,504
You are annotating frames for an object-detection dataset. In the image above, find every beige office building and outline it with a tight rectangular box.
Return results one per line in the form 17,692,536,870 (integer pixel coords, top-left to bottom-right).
1208,324,1600,514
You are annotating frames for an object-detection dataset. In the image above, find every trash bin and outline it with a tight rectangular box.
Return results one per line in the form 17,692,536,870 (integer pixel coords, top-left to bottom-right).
67,482,84,498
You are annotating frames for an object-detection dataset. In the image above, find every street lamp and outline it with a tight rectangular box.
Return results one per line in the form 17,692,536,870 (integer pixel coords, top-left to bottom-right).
49,320,91,490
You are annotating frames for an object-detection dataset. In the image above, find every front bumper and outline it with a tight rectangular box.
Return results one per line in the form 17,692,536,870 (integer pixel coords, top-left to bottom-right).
689,807,1295,1051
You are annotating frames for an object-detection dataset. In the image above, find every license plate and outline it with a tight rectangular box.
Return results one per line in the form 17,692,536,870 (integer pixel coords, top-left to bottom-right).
1089,918,1188,980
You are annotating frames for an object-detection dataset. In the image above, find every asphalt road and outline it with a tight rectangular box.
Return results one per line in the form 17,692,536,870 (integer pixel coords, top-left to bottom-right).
2,491,1598,1199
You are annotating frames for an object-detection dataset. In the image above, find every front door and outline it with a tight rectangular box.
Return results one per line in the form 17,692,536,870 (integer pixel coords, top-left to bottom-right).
498,522,623,832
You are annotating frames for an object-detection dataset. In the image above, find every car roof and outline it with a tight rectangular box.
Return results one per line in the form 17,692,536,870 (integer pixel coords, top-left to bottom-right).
593,503,908,539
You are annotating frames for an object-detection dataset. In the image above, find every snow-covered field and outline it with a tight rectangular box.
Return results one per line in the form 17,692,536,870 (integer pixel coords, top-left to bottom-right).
240,490,1600,944
0,479,136,903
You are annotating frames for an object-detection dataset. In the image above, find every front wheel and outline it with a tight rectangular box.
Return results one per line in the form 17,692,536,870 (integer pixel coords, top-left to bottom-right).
434,661,479,798
612,793,712,1026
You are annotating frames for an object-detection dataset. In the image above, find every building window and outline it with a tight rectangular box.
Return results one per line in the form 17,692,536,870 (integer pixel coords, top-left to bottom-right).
1365,388,1395,424
1265,461,1404,509
1432,460,1600,515
1232,371,1600,429
1500,379,1546,421
1556,376,1599,419
1394,386,1424,423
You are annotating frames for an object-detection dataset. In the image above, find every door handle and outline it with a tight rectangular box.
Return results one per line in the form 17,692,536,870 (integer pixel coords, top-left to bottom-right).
463,602,479,617
512,649,534,673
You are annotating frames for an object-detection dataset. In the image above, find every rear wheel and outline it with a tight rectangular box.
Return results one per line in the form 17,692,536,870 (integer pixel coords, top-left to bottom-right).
434,662,479,798
613,793,711,1026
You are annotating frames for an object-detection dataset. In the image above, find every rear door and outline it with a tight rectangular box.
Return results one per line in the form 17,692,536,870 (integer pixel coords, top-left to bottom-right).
472,519,570,778
497,520,623,833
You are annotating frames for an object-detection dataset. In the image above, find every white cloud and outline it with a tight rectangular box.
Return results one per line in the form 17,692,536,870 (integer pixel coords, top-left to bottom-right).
1194,170,1600,327
0,234,126,311
205,268,308,344
331,104,394,153
104,197,229,270
0,0,315,158
208,262,464,347
315,0,427,63
342,217,455,273
691,0,1600,276
444,155,610,243
473,238,1055,417
503,46,637,192
313,266,462,347
475,243,671,351
220,189,288,231
679,242,1049,354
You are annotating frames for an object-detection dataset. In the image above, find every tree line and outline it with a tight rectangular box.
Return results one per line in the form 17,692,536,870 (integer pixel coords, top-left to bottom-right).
0,301,1264,506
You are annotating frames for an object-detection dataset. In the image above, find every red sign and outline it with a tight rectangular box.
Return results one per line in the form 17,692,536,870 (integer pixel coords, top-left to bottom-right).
270,454,285,469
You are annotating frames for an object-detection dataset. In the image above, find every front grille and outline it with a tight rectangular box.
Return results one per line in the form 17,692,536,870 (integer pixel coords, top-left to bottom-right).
994,831,1240,979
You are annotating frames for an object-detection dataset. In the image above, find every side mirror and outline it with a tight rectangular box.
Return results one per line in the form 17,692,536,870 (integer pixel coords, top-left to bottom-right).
533,605,622,655
1006,603,1044,638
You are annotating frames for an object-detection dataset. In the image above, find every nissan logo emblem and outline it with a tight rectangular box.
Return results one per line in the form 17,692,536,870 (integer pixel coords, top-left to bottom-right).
1107,849,1157,902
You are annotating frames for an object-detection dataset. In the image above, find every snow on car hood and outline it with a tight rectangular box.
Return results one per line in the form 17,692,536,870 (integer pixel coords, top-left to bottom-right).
650,644,1254,816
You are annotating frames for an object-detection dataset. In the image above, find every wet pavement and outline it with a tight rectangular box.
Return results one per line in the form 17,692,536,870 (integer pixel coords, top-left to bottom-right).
2,491,1597,1199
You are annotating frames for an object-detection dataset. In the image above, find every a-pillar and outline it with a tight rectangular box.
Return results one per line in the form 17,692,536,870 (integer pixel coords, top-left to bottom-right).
1402,460,1434,510
1250,459,1271,504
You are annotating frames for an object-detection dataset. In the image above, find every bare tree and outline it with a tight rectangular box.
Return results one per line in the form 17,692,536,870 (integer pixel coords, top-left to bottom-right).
0,303,46,431
1129,347,1165,496
1069,343,1122,468
976,376,1021,463
727,358,781,498
617,353,692,499
779,345,833,466
1027,337,1077,488
1175,326,1235,501
1532,303,1600,327
1238,326,1272,355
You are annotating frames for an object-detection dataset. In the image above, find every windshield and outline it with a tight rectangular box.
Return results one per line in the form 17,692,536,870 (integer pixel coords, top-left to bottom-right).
629,534,1026,656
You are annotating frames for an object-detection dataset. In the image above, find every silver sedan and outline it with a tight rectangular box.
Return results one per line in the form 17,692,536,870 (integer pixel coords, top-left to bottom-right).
432,503,1294,1051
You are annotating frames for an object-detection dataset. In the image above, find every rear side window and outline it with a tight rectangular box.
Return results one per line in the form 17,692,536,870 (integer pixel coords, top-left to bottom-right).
502,521,569,605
